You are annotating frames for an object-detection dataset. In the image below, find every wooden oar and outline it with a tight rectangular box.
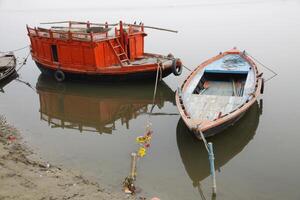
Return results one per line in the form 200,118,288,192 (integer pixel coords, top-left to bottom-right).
124,23,178,33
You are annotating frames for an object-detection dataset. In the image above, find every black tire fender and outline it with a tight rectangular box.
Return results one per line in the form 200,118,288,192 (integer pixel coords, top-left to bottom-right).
54,70,65,82
172,58,182,76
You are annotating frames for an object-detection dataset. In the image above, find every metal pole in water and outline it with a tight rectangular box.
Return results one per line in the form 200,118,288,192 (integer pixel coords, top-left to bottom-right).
130,152,137,180
208,142,217,195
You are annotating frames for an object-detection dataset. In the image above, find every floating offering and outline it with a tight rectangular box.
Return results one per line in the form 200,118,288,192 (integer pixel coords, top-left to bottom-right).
176,48,264,138
27,21,182,82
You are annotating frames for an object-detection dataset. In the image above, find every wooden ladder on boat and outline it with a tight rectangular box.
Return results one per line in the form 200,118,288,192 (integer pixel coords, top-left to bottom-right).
109,38,130,67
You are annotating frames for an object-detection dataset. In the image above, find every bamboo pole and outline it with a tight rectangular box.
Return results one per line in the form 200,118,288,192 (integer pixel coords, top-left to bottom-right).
40,21,178,33
208,142,217,195
130,152,137,180
40,21,118,26
123,23,178,33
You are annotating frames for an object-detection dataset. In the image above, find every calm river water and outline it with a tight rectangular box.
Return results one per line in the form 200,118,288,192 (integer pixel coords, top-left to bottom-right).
1,0,300,199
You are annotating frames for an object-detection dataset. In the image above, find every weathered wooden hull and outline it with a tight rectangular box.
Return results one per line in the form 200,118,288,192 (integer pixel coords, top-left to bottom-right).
176,49,263,139
194,109,247,138
0,54,17,82
0,67,17,82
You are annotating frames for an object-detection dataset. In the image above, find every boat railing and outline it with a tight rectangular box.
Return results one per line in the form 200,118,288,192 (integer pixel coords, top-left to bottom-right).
127,24,144,35
27,23,145,43
27,26,117,42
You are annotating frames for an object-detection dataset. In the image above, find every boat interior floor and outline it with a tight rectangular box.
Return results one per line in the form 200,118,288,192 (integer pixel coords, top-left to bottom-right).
187,95,244,121
187,73,248,121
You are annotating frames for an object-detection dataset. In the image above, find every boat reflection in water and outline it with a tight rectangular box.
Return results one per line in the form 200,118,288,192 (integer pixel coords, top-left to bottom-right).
36,75,175,134
0,73,18,93
177,101,262,190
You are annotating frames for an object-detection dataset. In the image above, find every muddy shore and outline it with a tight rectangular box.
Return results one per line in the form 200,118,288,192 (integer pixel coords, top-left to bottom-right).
0,116,133,200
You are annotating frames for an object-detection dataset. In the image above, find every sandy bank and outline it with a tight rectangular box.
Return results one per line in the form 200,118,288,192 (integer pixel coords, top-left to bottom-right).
0,116,132,200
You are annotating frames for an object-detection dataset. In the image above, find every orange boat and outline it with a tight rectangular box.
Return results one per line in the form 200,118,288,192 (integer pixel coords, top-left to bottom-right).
27,21,182,82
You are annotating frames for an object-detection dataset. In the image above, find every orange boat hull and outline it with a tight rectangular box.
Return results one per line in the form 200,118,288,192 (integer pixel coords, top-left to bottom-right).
35,60,174,81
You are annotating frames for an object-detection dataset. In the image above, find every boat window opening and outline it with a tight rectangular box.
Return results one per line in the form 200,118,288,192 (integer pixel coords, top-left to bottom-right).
193,72,247,97
51,45,59,62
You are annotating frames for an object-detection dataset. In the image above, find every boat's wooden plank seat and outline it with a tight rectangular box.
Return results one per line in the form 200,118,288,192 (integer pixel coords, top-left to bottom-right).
186,95,244,120
201,81,234,96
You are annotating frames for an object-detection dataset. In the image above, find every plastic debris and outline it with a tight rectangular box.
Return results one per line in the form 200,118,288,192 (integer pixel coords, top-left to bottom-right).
7,135,16,142
46,163,50,168
123,177,136,194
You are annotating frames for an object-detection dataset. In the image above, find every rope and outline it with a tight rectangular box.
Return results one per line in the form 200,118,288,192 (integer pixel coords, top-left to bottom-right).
199,129,209,153
16,52,30,73
197,183,207,200
195,124,211,153
245,52,278,83
0,45,29,53
182,64,192,71
15,78,36,92
149,62,162,115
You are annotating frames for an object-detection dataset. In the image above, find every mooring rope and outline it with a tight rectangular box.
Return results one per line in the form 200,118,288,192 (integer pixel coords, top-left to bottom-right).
149,62,162,115
198,128,209,153
197,183,207,200
16,52,30,73
15,78,36,92
123,62,162,194
245,52,278,83
182,64,192,71
0,45,29,53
